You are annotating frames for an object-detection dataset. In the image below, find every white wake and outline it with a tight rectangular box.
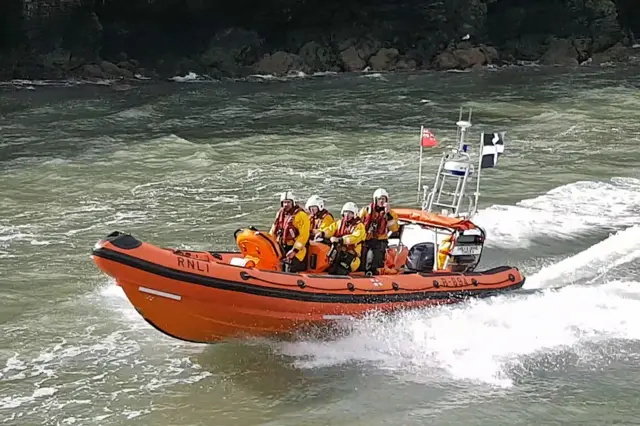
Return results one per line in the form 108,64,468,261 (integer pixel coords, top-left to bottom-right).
474,177,640,248
273,280,640,388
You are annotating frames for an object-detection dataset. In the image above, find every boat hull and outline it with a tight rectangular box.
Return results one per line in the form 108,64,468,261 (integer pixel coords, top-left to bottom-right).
91,232,525,343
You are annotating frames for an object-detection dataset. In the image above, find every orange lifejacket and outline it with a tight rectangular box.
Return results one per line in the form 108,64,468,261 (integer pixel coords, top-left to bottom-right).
273,205,302,245
362,203,388,239
335,217,363,253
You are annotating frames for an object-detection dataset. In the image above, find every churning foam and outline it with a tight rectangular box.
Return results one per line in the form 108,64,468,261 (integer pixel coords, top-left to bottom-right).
474,177,640,248
273,280,640,388
525,224,640,289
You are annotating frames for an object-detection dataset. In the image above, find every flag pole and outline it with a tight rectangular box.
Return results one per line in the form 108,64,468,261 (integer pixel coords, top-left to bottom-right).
416,125,424,205
473,132,484,217
455,108,462,150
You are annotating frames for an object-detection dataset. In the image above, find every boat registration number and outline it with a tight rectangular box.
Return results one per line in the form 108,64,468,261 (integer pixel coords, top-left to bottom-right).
450,245,482,256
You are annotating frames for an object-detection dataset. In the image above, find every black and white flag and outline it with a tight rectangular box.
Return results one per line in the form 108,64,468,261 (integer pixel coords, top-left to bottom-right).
480,132,505,169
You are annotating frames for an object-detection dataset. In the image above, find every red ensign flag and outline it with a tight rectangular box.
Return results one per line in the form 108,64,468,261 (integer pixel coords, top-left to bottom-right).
420,127,438,147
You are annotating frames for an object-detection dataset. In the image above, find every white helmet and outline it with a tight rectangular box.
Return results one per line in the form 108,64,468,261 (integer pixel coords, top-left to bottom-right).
373,188,389,202
279,191,296,204
341,201,358,216
305,194,324,211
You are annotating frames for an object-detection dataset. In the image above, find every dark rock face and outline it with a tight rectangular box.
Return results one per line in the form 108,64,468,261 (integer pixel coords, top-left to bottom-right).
0,0,639,81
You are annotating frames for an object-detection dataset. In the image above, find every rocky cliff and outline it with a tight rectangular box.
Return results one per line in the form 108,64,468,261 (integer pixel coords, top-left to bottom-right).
0,0,638,81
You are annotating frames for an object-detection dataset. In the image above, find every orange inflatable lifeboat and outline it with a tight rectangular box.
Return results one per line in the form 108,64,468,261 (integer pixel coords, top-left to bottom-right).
90,208,525,344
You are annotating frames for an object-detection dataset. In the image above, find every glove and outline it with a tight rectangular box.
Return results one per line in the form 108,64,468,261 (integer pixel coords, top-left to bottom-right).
285,248,298,260
330,236,343,244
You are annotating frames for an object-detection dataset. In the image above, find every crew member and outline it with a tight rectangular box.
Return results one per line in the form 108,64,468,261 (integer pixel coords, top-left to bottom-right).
359,187,399,275
305,194,334,238
315,202,366,275
269,191,311,272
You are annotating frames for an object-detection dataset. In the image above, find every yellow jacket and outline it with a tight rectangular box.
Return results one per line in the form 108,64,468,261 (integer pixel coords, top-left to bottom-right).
358,204,399,240
319,218,366,257
269,207,311,261
310,210,334,235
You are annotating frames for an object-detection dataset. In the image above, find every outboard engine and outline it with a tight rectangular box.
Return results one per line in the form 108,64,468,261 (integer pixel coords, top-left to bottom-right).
404,242,436,273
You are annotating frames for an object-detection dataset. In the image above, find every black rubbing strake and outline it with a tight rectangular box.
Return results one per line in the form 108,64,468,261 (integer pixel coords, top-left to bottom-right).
92,247,525,304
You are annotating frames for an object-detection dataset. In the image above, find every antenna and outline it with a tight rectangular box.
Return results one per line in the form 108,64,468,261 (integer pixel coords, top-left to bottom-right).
455,106,472,153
